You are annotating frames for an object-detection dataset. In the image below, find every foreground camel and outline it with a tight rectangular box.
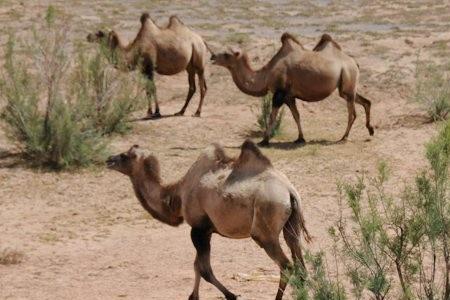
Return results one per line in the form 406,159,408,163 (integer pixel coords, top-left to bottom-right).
87,13,210,118
211,33,374,146
106,140,311,300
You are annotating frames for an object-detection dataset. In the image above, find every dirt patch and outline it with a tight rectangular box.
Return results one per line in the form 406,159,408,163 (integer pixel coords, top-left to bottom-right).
1,1,449,299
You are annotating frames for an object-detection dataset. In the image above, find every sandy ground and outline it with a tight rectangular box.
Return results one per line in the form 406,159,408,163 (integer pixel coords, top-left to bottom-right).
1,0,450,299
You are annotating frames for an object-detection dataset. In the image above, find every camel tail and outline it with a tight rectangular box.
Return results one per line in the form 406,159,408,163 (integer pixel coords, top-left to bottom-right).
289,192,312,243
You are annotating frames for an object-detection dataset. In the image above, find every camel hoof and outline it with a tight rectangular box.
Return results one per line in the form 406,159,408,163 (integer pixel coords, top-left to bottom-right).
174,111,185,116
294,138,306,145
152,111,161,119
192,111,201,117
188,294,199,300
257,140,270,147
225,294,237,300
368,126,375,136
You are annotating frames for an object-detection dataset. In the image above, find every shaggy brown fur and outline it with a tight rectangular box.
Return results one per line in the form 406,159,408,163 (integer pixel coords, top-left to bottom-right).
106,140,310,300
87,13,210,119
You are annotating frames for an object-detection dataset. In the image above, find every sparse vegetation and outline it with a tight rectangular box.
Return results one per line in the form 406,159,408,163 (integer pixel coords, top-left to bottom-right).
414,58,450,121
0,6,145,169
255,93,284,138
290,121,450,299
0,248,24,265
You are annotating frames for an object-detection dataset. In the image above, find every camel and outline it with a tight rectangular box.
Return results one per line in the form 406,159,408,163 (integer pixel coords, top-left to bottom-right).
106,140,311,300
87,13,210,119
210,33,374,146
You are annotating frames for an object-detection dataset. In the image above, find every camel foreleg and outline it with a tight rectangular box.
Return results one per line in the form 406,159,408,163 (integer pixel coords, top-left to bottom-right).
189,227,237,300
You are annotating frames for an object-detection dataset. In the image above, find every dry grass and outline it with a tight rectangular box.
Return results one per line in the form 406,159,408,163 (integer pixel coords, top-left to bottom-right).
0,248,24,265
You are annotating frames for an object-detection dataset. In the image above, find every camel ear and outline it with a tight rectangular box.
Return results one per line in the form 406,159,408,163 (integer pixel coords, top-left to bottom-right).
128,145,139,158
231,48,242,58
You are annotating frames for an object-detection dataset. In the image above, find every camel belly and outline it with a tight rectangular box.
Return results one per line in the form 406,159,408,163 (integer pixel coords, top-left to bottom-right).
202,191,253,239
155,46,191,75
287,60,341,101
208,203,254,239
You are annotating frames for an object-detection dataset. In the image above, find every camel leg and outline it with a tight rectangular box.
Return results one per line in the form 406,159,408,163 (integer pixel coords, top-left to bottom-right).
286,97,305,145
252,236,291,300
258,90,285,147
190,227,237,300
188,265,201,300
340,93,357,141
175,67,196,116
193,70,207,117
355,93,374,136
142,56,161,119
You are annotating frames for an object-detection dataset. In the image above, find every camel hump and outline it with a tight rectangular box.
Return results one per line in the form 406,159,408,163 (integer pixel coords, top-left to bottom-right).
203,143,233,165
225,140,271,184
281,32,301,45
140,12,150,24
313,33,342,51
168,15,184,27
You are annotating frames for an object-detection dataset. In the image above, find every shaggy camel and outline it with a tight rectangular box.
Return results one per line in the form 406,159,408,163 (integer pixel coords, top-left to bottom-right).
87,13,210,118
106,140,311,300
211,33,374,146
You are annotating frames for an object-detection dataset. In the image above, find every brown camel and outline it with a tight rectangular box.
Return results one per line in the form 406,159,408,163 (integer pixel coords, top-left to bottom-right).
87,13,210,118
106,140,311,300
211,33,374,146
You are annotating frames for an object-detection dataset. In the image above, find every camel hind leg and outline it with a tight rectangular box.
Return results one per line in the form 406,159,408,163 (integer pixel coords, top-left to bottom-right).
251,200,293,300
175,65,196,116
193,69,207,117
355,93,374,136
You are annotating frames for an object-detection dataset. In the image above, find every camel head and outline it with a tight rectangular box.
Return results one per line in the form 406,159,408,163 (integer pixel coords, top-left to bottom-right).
86,30,120,49
87,30,133,71
210,48,244,69
106,145,159,178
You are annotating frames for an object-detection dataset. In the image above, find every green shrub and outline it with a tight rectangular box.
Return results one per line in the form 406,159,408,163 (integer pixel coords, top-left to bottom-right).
256,93,284,138
289,251,347,300
290,122,450,299
414,60,450,121
0,7,145,169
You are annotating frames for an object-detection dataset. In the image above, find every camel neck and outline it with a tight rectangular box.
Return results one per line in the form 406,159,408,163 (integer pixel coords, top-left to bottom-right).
130,173,183,227
230,57,268,97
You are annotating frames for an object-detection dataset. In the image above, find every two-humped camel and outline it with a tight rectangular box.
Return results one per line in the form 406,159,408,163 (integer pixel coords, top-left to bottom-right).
211,33,374,146
106,140,311,300
87,13,210,118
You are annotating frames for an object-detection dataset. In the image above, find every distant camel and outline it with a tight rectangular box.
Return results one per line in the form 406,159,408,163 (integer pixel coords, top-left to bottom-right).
106,140,311,300
87,13,210,119
211,33,374,146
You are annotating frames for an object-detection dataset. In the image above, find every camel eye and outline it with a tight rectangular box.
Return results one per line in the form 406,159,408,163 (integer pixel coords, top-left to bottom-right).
120,153,129,160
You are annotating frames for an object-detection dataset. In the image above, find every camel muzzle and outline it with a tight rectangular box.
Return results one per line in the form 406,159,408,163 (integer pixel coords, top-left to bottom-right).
106,155,120,168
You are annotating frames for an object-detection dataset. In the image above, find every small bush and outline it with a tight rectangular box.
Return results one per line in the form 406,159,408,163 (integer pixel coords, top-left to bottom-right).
290,122,450,299
0,7,145,169
256,93,284,138
414,59,450,121
289,251,347,300
0,248,24,265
